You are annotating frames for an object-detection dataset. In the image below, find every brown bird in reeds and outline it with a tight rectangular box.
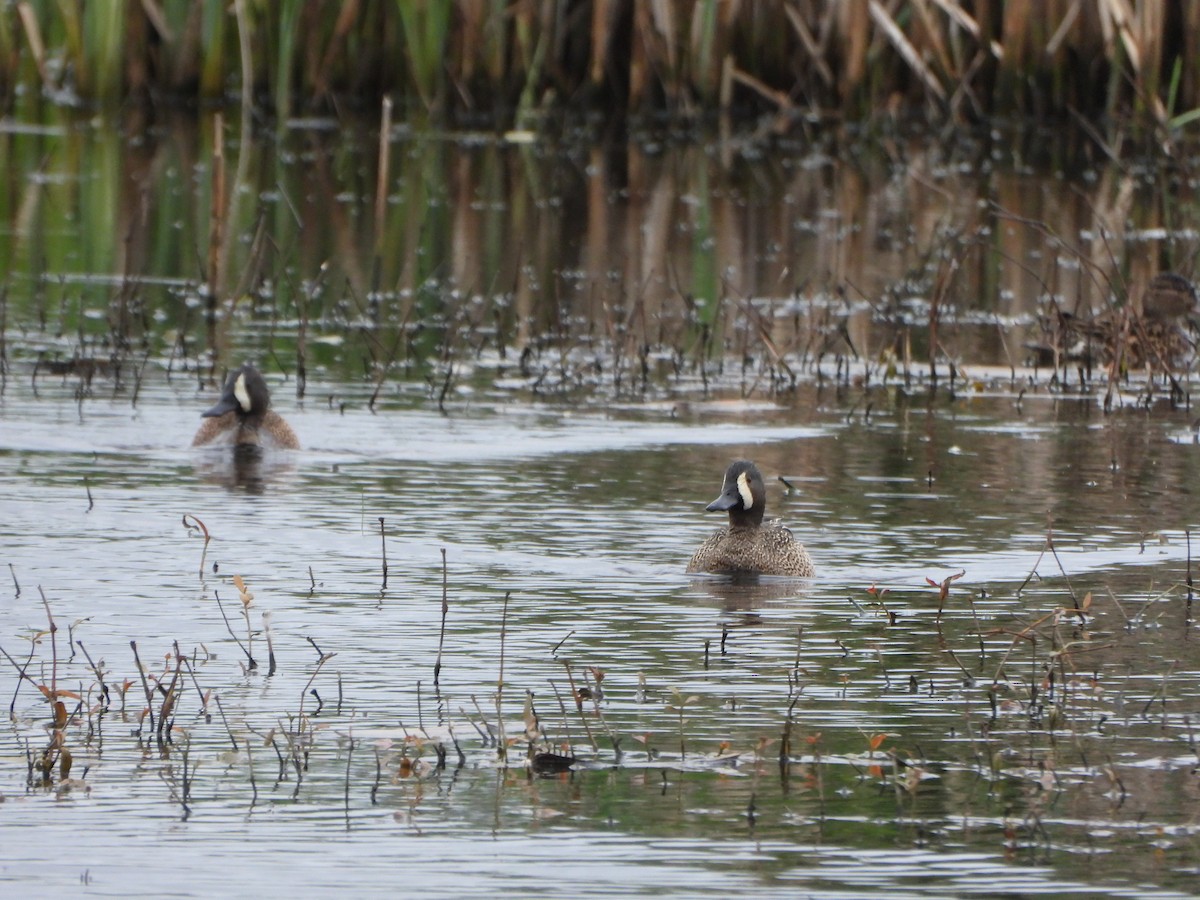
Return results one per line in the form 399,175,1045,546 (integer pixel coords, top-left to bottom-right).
1141,271,1199,322
687,460,814,577
1028,272,1198,374
192,364,300,449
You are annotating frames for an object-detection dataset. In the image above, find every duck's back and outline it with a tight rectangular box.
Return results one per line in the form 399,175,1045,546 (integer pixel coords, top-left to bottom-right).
687,523,814,577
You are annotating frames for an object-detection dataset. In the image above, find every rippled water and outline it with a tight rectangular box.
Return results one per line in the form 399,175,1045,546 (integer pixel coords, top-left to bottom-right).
3,110,1200,896
3,365,1199,898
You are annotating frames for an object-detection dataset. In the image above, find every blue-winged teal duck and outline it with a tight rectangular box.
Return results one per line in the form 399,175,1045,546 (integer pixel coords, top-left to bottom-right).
192,364,300,449
1142,271,1198,321
687,460,814,577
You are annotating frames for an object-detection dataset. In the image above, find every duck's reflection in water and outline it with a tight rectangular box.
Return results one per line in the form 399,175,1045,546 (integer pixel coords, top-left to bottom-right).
192,445,297,494
688,573,812,617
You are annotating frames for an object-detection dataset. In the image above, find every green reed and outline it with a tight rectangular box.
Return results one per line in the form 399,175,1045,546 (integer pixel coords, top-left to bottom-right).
2,2,1198,127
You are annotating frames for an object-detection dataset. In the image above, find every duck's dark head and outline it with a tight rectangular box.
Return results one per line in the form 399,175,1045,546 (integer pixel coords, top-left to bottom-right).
705,459,766,528
202,364,271,420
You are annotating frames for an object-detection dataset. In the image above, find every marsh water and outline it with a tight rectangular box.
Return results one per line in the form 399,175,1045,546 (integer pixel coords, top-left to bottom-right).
1,109,1200,898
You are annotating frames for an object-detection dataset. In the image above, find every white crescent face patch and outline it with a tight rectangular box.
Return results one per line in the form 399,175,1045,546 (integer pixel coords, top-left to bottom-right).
234,373,252,412
736,471,754,509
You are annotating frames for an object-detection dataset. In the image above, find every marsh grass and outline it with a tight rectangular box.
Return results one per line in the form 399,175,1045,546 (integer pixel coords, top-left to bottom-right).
2,532,1197,891
6,121,1198,412
2,3,1199,128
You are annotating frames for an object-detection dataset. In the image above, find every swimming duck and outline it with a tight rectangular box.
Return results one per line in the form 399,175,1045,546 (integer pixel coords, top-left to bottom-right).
1141,271,1198,322
686,460,814,577
192,364,300,449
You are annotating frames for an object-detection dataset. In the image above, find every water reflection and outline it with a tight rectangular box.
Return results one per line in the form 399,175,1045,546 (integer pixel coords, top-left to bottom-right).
192,443,298,494
687,574,813,612
3,112,1198,392
2,111,1200,897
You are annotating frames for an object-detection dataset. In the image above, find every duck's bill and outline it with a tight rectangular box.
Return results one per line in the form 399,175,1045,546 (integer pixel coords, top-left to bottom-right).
201,395,239,417
705,488,740,512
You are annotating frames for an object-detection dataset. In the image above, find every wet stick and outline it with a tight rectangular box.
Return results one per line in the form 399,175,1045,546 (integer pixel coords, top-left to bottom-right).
295,262,326,402
177,740,193,820
343,731,355,829
75,640,109,712
667,688,698,761
129,640,155,736
434,548,448,686
379,517,388,590
779,696,799,786
561,661,597,752
584,668,619,758
549,680,574,753
0,284,7,395
436,363,454,413
8,562,19,597
367,329,405,412
495,591,510,764
373,96,392,256
1,641,40,718
245,725,258,807
465,695,496,745
551,630,574,656
297,646,336,720
156,649,184,746
204,113,226,357
130,349,150,407
213,695,238,751
371,745,382,804
264,610,277,676
182,515,211,578
1180,528,1190,607
214,588,256,671
39,588,58,711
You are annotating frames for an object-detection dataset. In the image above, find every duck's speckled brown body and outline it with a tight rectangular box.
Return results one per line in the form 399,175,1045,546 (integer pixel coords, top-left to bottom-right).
687,460,814,577
192,364,300,450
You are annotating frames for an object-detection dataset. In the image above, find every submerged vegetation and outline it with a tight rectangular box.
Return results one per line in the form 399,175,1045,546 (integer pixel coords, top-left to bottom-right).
0,111,1197,414
1,1,1199,129
4,526,1197,891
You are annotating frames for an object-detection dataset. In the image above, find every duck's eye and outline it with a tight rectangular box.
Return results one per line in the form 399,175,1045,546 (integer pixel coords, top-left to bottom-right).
736,471,754,508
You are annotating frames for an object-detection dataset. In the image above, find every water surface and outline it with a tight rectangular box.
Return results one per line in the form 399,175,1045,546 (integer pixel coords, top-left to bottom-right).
1,112,1199,897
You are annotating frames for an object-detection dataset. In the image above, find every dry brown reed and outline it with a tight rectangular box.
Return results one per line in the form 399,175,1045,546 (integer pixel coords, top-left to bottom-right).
2,3,1198,125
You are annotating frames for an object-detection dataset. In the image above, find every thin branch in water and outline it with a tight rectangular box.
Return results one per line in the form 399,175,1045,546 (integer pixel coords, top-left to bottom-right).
264,610,277,676
129,640,156,736
214,590,256,671
495,591,511,764
182,514,211,578
378,517,388,590
434,548,448,687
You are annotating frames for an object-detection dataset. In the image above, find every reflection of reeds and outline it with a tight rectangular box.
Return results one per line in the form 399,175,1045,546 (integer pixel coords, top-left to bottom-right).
3,3,1200,123
5,106,1198,401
